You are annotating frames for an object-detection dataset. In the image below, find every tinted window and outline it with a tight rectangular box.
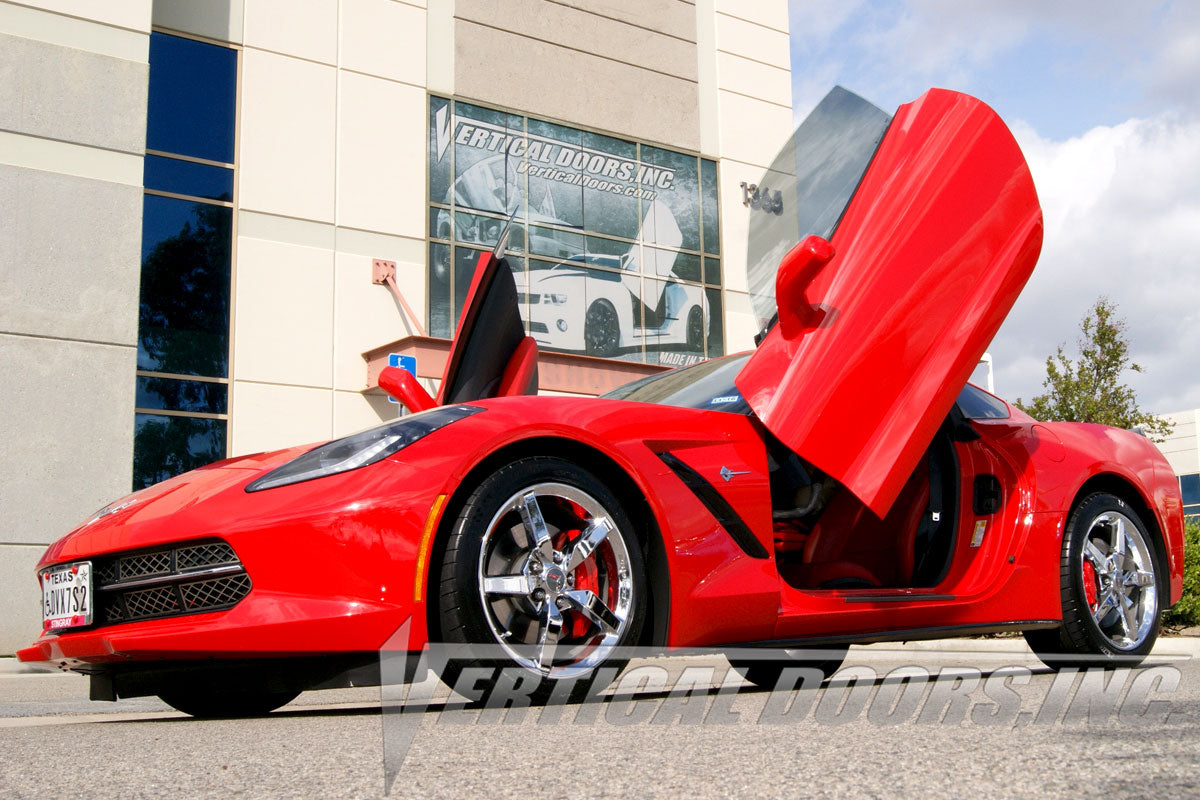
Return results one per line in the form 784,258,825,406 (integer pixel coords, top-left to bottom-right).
133,414,227,490
135,33,235,489
745,87,891,332
144,154,234,200
146,33,236,163
1180,473,1200,505
138,195,232,377
957,383,1010,419
136,376,228,415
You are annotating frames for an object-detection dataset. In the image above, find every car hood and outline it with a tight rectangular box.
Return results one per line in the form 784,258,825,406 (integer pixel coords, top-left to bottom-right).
735,87,1043,516
38,447,305,565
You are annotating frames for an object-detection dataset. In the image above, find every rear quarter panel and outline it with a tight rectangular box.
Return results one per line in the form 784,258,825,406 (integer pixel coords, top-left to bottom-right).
1014,420,1184,605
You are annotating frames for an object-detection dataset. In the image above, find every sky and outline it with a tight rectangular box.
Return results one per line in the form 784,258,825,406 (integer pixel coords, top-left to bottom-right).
786,0,1200,413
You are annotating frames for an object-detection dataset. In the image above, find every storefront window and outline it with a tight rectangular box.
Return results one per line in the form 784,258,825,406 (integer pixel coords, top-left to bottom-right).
133,32,236,489
428,96,723,365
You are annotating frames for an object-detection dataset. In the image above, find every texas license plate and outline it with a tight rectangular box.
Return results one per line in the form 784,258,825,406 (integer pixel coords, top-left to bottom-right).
42,562,93,631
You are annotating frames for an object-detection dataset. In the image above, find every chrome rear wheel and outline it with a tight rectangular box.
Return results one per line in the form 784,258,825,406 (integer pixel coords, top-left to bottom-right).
1025,493,1163,669
1078,509,1158,650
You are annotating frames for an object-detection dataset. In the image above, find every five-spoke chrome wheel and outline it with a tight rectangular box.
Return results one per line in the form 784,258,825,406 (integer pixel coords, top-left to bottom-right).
1078,509,1157,650
438,457,645,696
1025,492,1163,669
477,482,636,679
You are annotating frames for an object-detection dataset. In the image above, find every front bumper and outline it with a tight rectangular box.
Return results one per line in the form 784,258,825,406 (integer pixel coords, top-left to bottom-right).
19,453,446,668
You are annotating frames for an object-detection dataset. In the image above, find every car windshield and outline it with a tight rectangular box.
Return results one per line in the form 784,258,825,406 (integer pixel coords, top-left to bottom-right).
601,353,751,413
604,351,998,420
745,87,892,335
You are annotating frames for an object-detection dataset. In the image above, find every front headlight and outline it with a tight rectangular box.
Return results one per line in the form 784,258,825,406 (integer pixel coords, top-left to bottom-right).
545,293,568,305
245,405,484,492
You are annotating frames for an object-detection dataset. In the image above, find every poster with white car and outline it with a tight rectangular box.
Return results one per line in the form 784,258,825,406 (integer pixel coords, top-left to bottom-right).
427,97,722,364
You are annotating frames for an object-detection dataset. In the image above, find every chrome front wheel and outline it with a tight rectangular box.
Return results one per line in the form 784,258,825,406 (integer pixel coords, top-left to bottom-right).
476,482,637,679
437,457,645,698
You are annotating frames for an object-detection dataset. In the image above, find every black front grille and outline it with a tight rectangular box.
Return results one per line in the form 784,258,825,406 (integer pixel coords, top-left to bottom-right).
113,550,172,580
121,585,181,619
176,542,237,570
528,322,549,333
90,539,251,627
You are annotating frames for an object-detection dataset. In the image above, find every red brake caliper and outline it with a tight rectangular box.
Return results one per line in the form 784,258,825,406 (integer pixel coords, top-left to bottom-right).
557,529,595,638
1082,559,1099,609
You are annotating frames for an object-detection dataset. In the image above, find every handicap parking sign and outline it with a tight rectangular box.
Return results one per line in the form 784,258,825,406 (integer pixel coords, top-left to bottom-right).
386,354,417,404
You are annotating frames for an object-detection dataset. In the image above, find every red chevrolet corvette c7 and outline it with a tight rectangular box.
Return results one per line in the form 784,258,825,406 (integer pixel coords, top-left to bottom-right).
19,88,1186,716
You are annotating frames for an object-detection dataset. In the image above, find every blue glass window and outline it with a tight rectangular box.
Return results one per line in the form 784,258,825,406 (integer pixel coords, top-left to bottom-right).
146,33,236,163
144,154,234,201
136,376,228,415
133,414,227,490
138,195,232,377
1180,473,1200,505
135,33,236,489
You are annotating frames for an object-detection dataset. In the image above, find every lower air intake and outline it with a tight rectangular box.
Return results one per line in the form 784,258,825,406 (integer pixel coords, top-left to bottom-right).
90,540,251,627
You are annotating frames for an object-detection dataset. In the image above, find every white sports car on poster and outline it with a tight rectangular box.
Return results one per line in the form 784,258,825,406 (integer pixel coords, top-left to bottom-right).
517,200,707,358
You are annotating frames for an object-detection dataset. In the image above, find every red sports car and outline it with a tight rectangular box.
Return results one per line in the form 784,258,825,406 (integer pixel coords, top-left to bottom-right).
20,88,1186,716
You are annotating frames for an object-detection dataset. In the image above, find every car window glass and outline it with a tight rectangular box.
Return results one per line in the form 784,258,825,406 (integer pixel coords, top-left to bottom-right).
957,383,1010,419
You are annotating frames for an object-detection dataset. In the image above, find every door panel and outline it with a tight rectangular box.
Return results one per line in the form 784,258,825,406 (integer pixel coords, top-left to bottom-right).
737,89,1043,517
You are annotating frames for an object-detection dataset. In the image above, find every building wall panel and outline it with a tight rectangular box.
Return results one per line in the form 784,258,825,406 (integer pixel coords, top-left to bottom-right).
0,166,142,345
239,49,336,223
232,237,335,389
0,334,136,546
0,33,148,154
454,19,700,151
243,0,337,64
341,0,426,85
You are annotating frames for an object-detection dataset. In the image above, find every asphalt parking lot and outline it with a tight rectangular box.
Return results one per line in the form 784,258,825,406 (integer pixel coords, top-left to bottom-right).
3,639,1199,800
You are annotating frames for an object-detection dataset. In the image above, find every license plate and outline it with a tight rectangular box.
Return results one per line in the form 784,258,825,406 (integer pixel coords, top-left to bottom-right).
42,562,93,631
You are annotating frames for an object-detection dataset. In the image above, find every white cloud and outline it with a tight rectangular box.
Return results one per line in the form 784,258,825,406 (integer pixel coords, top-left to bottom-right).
991,113,1200,413
785,0,1200,413
788,1,1200,125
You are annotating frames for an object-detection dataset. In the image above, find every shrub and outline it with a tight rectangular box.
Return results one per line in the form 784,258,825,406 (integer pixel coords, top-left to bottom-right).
1164,519,1200,628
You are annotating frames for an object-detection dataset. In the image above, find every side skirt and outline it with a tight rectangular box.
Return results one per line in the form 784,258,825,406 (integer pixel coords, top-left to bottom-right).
732,619,1060,649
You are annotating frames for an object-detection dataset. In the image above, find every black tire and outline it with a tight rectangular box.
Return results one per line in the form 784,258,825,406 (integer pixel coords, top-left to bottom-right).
686,305,704,352
1025,492,1163,670
437,457,646,702
584,300,620,357
730,646,848,690
158,685,299,718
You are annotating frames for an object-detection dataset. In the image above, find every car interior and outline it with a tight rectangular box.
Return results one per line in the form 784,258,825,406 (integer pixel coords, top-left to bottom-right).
767,417,964,591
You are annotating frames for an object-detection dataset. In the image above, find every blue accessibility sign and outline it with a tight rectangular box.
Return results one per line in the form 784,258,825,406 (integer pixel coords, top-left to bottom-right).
386,354,417,404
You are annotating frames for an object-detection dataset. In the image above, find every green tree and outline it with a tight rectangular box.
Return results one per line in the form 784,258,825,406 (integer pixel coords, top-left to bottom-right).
1014,298,1173,442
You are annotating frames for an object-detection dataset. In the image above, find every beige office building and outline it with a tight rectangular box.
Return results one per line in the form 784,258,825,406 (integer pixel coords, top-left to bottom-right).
0,0,793,652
